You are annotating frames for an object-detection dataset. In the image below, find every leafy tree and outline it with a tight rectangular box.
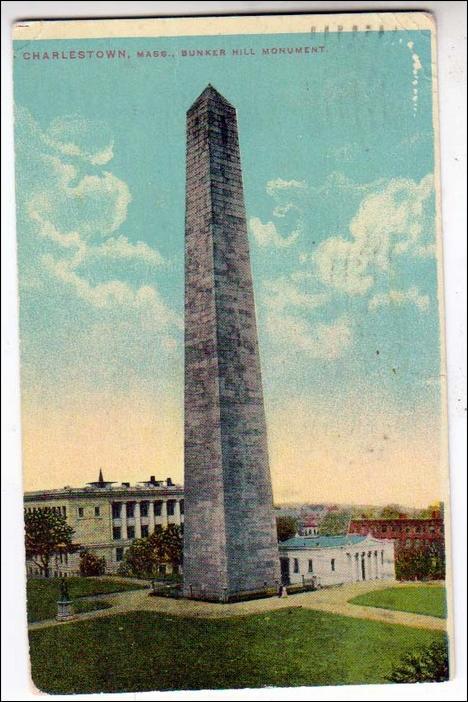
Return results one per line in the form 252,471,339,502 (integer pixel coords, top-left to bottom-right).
276,516,298,542
379,504,402,519
25,508,78,578
318,510,352,536
386,640,449,683
79,549,106,576
163,524,183,571
395,543,445,581
120,525,183,578
418,501,444,519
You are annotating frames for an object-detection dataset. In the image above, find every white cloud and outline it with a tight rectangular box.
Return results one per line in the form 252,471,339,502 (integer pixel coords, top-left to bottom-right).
266,178,306,197
16,105,174,337
89,236,165,267
313,174,435,295
263,276,329,312
265,310,352,360
44,115,114,165
249,217,300,248
368,287,430,311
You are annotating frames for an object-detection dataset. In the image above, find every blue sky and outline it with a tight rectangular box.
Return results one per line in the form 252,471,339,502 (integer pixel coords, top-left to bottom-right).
14,30,444,504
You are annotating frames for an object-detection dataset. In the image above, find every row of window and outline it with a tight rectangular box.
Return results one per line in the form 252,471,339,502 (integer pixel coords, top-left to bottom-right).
291,550,385,576
359,524,441,535
112,523,184,541
111,500,184,519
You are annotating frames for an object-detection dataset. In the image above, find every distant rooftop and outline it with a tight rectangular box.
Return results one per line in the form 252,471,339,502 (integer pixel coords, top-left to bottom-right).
279,535,373,550
24,472,182,499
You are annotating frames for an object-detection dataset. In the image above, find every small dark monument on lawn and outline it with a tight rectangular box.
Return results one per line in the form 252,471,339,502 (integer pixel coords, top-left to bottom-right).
56,577,75,621
183,85,280,601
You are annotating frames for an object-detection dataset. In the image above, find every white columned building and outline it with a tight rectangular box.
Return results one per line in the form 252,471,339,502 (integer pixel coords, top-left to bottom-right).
24,473,184,577
279,534,395,587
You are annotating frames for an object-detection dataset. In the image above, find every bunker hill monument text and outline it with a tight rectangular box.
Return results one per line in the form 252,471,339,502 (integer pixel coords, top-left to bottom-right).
183,85,280,600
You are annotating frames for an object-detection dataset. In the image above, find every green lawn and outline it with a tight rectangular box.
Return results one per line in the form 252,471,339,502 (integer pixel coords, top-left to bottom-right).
26,577,147,622
29,609,448,693
349,586,447,619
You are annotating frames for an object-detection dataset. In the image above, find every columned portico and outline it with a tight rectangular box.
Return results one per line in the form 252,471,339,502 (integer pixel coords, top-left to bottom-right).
121,502,127,540
134,502,141,538
148,501,155,532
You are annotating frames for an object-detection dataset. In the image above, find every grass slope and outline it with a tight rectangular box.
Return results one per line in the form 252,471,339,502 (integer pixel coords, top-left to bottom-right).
27,577,147,622
29,609,447,693
349,586,447,619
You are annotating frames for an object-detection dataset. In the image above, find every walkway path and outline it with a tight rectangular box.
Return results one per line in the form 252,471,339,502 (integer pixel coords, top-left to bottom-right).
29,579,446,632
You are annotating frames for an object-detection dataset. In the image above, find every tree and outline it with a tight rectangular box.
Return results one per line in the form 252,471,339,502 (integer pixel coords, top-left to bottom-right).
395,543,445,581
79,549,106,576
120,525,183,578
386,640,449,683
276,516,297,542
162,524,183,571
379,504,402,519
24,508,78,578
318,510,352,536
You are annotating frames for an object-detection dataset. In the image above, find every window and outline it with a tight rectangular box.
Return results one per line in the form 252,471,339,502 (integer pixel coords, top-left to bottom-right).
406,527,410,533
127,503,135,518
381,525,387,533
78,507,84,518
113,526,121,540
94,506,100,517
127,526,135,540
154,501,162,516
62,506,67,518
331,558,336,572
180,500,184,515
308,559,313,573
416,526,421,533
381,551,384,564
293,558,299,574
141,525,149,538
115,547,124,562
112,503,121,519
140,501,149,517
167,501,175,516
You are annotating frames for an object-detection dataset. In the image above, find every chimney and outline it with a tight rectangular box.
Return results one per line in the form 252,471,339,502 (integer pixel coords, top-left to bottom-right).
98,468,104,483
167,477,173,486
150,475,156,484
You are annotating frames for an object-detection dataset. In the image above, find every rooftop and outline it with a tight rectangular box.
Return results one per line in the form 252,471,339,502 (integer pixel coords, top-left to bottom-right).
279,535,372,550
24,472,183,500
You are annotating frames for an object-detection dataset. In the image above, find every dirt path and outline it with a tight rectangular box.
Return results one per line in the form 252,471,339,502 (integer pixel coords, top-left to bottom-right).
29,579,446,632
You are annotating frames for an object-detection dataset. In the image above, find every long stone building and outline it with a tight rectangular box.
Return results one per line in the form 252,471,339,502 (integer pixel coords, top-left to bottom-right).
279,534,396,587
24,471,184,577
183,85,280,601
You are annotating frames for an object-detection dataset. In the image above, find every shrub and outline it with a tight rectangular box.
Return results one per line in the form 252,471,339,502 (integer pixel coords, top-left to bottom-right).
386,640,449,683
79,550,106,577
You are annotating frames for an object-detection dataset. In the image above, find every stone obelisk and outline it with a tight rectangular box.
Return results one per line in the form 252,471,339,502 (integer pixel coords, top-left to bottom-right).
183,85,280,601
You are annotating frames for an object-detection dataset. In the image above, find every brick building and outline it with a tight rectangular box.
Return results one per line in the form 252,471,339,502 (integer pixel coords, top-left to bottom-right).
348,512,444,554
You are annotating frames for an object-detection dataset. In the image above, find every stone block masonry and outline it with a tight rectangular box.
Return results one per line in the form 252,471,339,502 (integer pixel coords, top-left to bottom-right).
183,85,280,601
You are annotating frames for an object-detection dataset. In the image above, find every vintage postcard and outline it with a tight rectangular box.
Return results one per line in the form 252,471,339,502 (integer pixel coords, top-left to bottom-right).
13,12,452,693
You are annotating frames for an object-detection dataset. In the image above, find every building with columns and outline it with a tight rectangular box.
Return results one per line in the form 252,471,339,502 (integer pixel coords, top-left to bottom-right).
278,534,395,587
24,471,184,577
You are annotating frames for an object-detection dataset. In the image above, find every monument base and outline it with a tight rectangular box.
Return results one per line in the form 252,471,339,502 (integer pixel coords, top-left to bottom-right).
56,600,76,621
183,583,280,603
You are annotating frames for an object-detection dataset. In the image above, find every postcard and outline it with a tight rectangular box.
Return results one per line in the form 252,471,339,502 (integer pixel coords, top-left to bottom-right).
13,12,452,693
